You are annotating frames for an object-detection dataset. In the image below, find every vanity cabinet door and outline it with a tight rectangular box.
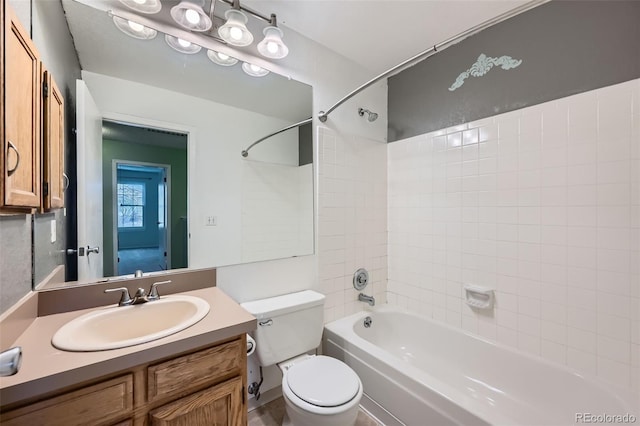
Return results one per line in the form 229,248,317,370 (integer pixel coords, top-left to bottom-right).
42,69,65,210
148,376,244,426
2,1,41,209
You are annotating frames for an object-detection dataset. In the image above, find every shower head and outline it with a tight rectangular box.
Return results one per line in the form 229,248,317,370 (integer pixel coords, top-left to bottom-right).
358,107,378,122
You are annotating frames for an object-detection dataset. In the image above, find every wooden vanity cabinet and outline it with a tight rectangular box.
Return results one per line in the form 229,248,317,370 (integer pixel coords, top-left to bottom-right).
1,336,248,426
1,1,66,212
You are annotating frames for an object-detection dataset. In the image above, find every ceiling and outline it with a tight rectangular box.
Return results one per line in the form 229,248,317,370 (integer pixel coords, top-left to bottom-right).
242,0,530,74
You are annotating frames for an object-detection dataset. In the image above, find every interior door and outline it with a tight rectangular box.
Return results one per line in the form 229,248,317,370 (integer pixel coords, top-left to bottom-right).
76,80,103,281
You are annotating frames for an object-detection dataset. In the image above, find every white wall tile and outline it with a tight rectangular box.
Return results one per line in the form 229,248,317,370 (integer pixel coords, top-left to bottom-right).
387,79,640,392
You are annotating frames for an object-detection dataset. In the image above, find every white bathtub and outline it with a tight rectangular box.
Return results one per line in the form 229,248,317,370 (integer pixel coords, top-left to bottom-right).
323,306,638,426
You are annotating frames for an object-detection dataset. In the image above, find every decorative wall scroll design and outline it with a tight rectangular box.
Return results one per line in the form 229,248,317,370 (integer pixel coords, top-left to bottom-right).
448,53,523,91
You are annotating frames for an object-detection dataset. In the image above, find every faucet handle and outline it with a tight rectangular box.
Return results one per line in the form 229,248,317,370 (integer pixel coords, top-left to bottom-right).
104,287,132,306
148,280,172,301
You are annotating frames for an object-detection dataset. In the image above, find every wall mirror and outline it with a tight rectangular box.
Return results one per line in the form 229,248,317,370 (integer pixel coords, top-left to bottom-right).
33,0,314,289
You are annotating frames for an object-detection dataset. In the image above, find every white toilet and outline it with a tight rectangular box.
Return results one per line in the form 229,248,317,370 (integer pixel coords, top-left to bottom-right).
241,290,363,426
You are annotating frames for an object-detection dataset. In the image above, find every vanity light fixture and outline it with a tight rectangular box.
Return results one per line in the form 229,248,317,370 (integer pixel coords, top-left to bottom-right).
170,0,212,32
165,34,202,54
119,0,161,14
111,0,288,77
218,0,253,47
257,14,289,59
242,62,269,77
207,50,238,66
112,16,157,40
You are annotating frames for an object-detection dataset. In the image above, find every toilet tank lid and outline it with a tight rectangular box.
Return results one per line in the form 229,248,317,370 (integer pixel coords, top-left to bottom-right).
240,290,325,319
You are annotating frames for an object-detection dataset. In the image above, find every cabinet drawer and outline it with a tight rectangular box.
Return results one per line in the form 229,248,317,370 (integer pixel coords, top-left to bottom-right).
2,374,133,426
147,338,243,403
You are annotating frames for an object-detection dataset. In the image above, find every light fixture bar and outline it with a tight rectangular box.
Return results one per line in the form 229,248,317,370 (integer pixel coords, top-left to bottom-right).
218,0,272,24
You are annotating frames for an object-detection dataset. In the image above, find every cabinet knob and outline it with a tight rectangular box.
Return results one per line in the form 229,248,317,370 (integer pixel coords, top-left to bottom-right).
6,141,20,177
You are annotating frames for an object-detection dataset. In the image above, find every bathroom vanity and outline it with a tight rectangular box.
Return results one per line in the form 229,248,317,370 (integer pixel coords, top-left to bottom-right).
0,275,256,426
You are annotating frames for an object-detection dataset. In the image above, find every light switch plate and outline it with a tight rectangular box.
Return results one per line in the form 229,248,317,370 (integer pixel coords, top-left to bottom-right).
50,219,56,243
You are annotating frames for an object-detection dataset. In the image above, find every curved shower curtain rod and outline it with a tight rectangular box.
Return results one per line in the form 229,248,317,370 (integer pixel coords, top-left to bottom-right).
317,0,549,123
242,117,312,157
243,0,548,157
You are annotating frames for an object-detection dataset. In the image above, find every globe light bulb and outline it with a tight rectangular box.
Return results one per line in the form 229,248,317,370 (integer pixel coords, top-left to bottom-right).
133,0,147,4
185,9,200,24
230,26,243,41
217,52,229,60
127,20,144,32
267,41,279,54
178,38,191,48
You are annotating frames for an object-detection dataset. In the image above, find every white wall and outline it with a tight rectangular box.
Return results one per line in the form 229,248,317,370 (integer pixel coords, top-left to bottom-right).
387,79,640,393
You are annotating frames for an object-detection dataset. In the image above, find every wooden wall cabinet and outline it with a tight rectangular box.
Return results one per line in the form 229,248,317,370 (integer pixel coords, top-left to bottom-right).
42,69,65,210
1,1,65,212
1,1,41,210
1,336,248,426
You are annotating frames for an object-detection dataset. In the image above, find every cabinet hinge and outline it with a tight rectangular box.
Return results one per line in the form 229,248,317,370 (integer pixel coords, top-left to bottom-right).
43,80,49,98
43,182,49,196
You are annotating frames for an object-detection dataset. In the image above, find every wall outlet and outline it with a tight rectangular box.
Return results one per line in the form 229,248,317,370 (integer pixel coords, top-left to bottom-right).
205,216,217,226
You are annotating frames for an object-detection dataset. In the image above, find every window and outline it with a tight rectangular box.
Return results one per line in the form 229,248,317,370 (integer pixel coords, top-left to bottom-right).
117,182,145,228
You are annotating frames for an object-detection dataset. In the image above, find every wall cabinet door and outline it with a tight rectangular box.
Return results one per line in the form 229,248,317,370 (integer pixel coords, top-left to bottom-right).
42,69,65,210
148,377,244,426
2,2,41,208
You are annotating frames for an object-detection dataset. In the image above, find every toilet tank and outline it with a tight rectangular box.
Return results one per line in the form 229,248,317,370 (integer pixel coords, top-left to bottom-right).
241,290,325,367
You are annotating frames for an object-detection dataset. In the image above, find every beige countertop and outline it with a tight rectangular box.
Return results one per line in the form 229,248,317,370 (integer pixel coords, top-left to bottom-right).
0,287,256,408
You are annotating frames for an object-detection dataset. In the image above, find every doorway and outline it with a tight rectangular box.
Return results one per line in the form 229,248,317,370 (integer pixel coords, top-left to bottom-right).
114,162,169,275
101,119,188,278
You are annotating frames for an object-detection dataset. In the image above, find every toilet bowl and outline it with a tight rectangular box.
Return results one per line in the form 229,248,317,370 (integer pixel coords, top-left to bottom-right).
280,355,363,426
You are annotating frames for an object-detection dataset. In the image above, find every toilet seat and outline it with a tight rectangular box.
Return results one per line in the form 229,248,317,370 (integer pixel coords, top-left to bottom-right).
282,355,363,416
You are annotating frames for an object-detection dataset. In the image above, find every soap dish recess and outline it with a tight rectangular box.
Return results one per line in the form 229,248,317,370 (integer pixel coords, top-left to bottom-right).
464,284,494,310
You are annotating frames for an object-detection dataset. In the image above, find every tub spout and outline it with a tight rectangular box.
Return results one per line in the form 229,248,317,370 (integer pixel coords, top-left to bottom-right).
358,293,375,306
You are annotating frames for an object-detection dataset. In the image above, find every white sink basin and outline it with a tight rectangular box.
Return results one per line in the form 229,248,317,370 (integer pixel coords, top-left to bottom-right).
51,295,210,351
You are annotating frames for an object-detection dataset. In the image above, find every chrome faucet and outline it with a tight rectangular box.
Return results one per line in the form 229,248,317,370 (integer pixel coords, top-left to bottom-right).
358,293,375,306
104,280,172,306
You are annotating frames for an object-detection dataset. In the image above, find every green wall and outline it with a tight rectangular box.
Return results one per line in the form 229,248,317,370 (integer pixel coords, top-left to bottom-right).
102,139,188,277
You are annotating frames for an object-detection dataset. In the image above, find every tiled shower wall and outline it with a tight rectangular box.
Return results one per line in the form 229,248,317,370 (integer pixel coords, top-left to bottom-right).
387,79,640,392
317,128,388,322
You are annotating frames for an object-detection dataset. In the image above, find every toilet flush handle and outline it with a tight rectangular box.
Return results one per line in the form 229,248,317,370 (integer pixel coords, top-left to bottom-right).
258,319,273,326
